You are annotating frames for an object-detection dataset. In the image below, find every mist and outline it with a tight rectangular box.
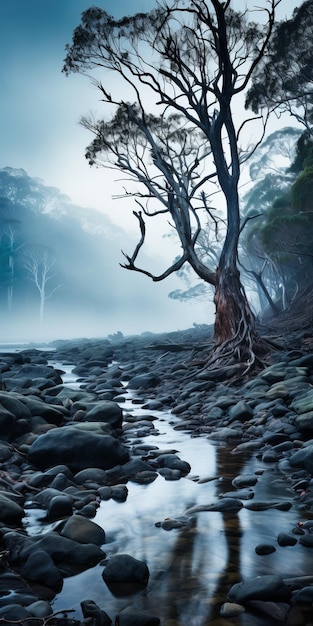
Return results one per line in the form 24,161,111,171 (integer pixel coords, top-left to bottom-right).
0,168,213,344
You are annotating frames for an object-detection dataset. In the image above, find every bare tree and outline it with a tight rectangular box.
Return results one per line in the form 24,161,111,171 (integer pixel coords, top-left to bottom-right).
63,0,280,371
23,248,61,324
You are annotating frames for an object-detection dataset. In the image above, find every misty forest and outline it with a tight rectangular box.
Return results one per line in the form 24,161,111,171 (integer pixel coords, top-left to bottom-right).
3,2,313,626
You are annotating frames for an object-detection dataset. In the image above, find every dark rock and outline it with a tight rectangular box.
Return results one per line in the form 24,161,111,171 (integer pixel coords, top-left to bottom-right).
153,453,191,475
127,373,160,390
47,495,73,521
277,532,298,547
102,554,149,585
21,549,63,591
61,514,105,545
292,585,313,604
82,401,123,429
81,599,112,626
229,400,253,422
185,498,243,514
0,493,24,524
255,544,276,555
228,574,291,603
299,535,313,547
21,531,106,569
232,474,258,488
28,426,129,471
0,604,31,622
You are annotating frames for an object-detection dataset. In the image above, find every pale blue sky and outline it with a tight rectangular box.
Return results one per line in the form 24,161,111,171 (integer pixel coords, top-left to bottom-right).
0,0,301,216
0,1,157,213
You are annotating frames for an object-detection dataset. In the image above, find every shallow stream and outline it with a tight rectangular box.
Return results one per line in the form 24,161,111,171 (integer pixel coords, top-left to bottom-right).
23,359,313,625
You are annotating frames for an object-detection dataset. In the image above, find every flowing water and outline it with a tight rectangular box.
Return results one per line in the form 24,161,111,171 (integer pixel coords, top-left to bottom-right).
20,358,313,625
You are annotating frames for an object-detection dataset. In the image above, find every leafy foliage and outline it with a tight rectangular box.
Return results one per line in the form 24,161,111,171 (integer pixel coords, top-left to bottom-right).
246,0,313,133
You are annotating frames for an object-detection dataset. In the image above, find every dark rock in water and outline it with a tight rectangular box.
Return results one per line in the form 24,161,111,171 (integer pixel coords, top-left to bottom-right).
130,470,158,484
228,574,291,603
299,535,313,547
255,544,276,555
155,516,195,530
152,453,191,475
232,474,258,488
61,514,105,546
102,554,149,585
27,426,129,471
158,467,182,480
81,599,112,625
185,497,243,514
116,608,160,626
292,585,313,604
244,501,292,511
277,532,298,547
221,488,254,500
16,531,105,570
21,549,63,591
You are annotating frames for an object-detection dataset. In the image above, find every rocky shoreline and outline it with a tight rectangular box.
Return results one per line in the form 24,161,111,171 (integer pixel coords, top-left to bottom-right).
1,325,313,624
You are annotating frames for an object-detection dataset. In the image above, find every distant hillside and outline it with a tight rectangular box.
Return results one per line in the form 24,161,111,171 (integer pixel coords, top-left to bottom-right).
0,167,136,338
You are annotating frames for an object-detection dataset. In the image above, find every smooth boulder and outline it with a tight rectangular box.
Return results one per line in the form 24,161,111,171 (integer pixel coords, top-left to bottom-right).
27,426,129,471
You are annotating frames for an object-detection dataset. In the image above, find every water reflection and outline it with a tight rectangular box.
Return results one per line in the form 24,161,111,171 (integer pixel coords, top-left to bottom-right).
48,389,313,625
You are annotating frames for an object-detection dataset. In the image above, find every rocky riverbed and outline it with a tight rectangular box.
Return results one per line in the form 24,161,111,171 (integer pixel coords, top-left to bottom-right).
1,325,313,625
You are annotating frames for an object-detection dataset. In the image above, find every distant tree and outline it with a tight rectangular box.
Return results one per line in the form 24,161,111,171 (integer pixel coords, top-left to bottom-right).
23,247,61,324
246,0,313,135
0,219,24,313
63,0,280,371
239,127,301,314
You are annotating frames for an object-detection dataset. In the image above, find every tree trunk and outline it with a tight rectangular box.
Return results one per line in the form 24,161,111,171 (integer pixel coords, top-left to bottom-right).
213,263,258,368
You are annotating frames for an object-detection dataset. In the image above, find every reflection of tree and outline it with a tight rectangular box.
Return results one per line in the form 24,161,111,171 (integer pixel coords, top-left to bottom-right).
23,247,61,324
143,444,251,624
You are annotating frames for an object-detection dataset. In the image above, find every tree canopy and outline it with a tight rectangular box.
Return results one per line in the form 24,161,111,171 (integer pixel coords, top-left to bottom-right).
246,0,313,134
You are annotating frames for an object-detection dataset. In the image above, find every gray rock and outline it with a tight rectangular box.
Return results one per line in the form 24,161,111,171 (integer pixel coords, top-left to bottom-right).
229,400,253,422
81,599,112,626
154,453,191,475
277,532,297,547
82,401,123,429
28,426,129,471
291,389,313,415
0,604,31,622
61,514,105,545
0,493,24,524
21,531,105,568
102,554,149,585
228,574,291,603
47,494,73,521
26,600,53,619
219,602,245,617
127,373,160,390
232,474,258,488
185,498,243,514
21,549,63,591
255,544,276,555
292,585,313,603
